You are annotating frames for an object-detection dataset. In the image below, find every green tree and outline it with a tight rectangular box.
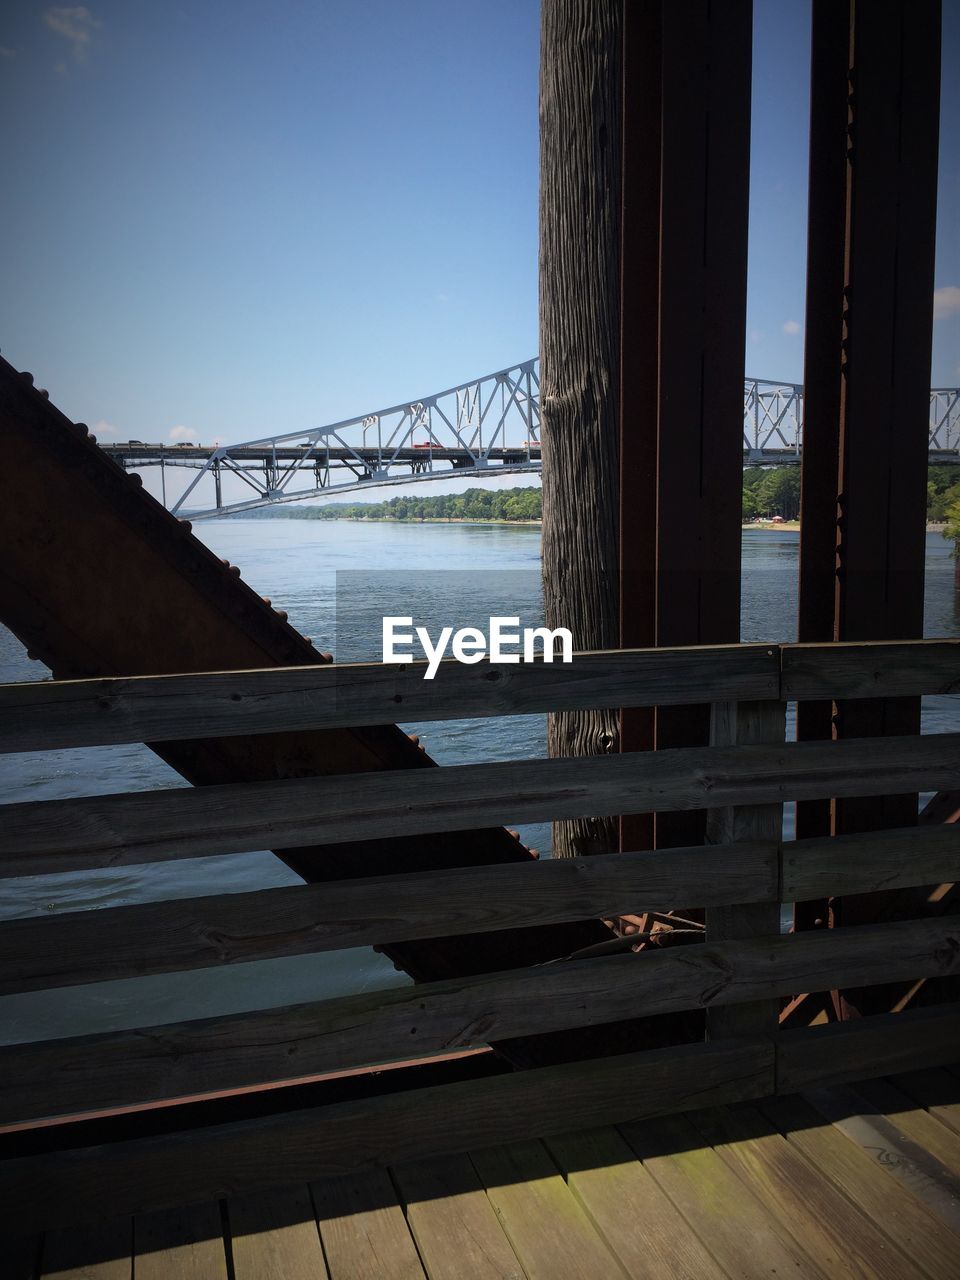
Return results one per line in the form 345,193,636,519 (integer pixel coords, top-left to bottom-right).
755,467,801,520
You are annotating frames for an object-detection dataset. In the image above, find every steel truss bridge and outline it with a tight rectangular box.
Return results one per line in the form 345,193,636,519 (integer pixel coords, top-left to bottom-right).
100,358,960,519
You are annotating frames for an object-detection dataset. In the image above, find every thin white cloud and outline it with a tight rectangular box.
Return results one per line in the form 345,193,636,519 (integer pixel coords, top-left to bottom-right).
783,319,802,336
0,46,16,59
750,329,764,345
43,6,101,60
92,418,118,437
933,286,960,321
169,425,198,442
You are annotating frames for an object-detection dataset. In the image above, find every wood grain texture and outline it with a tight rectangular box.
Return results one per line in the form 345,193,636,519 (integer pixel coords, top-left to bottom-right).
0,840,778,995
687,1103,928,1280
545,1126,727,1279
840,1078,960,1180
0,645,779,754
619,1112,824,1278
5,823,956,999
4,918,956,1125
785,822,960,900
392,1154,525,1280
469,1142,625,1280
6,638,958,756
135,1201,228,1280
782,639,960,699
890,1068,960,1138
799,1084,960,1235
228,1185,328,1280
0,1037,773,1232
5,731,960,876
539,0,623,858
312,1169,425,1280
762,1093,960,1280
777,1004,960,1093
706,699,785,1041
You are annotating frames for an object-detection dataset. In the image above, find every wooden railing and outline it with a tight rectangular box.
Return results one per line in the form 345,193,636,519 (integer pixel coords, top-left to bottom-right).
0,639,959,1229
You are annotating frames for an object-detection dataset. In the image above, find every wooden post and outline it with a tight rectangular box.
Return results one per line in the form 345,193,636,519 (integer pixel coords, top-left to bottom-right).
795,0,943,1016
540,0,623,857
618,0,753,854
706,699,786,1041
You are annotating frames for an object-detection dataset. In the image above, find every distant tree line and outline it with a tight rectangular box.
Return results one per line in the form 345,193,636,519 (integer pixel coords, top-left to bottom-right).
241,468,957,525
744,464,959,524
251,487,544,522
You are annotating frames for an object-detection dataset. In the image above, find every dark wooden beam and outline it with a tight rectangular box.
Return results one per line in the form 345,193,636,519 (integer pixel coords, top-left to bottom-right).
5,733,960,877
795,1,943,1013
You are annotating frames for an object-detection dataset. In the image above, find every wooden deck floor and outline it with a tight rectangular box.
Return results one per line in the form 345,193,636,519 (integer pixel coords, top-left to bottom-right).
7,1067,960,1279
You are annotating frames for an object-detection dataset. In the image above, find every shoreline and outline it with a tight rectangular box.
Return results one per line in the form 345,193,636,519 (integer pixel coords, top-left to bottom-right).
250,514,951,533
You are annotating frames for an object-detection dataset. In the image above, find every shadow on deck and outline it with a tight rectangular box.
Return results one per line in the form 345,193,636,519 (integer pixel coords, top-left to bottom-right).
8,1067,960,1279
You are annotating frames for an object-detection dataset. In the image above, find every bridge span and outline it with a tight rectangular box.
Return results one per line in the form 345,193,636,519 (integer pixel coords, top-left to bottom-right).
99,358,960,518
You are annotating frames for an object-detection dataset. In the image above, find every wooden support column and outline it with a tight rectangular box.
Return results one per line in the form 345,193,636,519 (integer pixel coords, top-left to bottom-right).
617,0,661,852
619,0,753,852
795,1,943,1010
706,700,786,1041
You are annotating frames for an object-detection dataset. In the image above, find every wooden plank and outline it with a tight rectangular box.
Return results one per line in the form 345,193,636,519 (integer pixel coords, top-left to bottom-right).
6,918,956,1126
649,0,752,852
801,1085,960,1235
0,645,780,754
777,1005,960,1093
890,1068,960,1138
39,1219,131,1279
391,1155,524,1280
135,1201,228,1280
544,1127,726,1279
783,641,960,701
311,1168,424,1280
687,1102,928,1280
0,1037,775,1232
5,732,960,877
5,821,955,1002
761,1094,960,1280
706,699,785,1040
0,840,779,996
619,1112,824,1277
469,1142,625,1280
785,823,960,901
228,1184,328,1280
830,1078,960,1180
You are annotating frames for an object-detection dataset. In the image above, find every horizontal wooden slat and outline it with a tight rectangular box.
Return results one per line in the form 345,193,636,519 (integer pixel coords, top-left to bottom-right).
781,639,960,699
0,1036,775,1232
3,1004,958,1234
777,1003,960,1093
0,644,780,753
6,639,960,757
5,820,958,996
2,917,957,1126
3,733,959,876
0,841,778,995
785,823,960,900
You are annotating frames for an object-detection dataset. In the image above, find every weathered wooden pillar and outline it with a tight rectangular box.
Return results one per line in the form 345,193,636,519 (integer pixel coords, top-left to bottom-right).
540,0,623,857
541,0,752,858
795,1,942,1011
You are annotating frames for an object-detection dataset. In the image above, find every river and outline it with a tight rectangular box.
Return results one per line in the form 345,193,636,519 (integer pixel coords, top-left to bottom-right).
1,522,958,1044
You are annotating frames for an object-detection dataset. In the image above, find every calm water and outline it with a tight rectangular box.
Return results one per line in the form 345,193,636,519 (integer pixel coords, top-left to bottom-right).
1,522,958,1043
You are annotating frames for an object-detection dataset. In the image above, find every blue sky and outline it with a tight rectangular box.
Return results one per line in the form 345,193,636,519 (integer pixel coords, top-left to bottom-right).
1,1,957,454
